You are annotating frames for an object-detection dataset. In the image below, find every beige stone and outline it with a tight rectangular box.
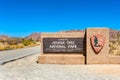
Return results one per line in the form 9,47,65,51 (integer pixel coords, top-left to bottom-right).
38,28,120,64
38,32,85,64
109,55,120,64
86,28,109,64
38,54,85,64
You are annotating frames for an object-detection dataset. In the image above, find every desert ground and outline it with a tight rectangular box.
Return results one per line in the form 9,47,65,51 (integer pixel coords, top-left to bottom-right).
0,53,120,80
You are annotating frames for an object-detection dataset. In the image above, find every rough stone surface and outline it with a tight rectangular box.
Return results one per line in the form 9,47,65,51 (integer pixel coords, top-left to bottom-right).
38,54,85,64
109,55,120,64
39,32,85,64
86,28,109,64
39,28,120,64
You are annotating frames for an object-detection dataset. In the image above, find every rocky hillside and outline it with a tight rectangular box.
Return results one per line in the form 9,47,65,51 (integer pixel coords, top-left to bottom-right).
25,33,41,41
109,29,120,41
0,34,40,51
109,29,120,55
0,35,10,41
0,29,119,42
64,29,120,41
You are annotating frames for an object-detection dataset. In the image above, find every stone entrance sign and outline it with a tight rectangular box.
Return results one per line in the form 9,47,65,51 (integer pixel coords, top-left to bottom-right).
43,38,83,53
38,28,120,64
38,32,85,64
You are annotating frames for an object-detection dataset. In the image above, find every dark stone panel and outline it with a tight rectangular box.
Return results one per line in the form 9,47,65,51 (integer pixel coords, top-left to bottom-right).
43,38,83,53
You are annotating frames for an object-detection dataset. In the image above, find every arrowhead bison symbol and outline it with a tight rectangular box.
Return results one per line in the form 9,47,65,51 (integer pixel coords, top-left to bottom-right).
90,34,105,54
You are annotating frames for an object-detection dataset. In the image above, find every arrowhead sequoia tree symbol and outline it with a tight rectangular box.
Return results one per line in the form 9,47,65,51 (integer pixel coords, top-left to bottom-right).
90,34,105,54
94,36,98,47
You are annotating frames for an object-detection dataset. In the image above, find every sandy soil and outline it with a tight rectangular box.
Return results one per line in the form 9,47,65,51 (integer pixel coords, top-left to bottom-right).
0,54,120,80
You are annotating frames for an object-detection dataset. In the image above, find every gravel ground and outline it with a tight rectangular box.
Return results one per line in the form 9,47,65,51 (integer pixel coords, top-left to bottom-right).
0,54,120,80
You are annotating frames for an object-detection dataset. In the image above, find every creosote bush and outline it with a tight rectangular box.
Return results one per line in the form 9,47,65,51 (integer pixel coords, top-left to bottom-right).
0,38,39,51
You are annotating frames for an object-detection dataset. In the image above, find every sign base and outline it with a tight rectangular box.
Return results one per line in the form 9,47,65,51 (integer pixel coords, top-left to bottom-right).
38,54,85,64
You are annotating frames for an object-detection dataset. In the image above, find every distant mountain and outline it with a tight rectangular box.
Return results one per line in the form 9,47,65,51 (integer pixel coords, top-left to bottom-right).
64,29,120,41
0,35,10,41
0,33,41,42
109,29,120,41
0,29,119,42
25,33,41,41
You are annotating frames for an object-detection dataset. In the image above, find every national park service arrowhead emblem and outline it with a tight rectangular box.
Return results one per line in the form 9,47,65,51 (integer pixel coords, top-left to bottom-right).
90,34,105,54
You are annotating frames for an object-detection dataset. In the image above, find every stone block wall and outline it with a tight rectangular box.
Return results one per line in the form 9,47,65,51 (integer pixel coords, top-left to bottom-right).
38,32,85,64
86,28,109,64
38,28,120,64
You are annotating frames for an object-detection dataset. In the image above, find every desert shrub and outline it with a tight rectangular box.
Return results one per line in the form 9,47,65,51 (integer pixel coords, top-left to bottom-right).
109,43,116,51
116,50,120,55
29,43,38,47
0,46,4,51
9,44,24,50
22,39,34,46
5,38,23,45
111,41,116,44
0,38,38,51
17,44,24,48
0,44,25,51
109,40,120,55
9,45,17,49
3,45,11,50
22,40,31,46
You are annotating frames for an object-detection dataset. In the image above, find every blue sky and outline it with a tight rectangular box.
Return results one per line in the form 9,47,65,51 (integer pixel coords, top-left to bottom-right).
0,0,120,37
